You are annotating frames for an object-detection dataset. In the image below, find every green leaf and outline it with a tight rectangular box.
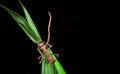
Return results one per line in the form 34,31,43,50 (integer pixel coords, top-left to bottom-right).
54,61,66,74
41,56,45,74
48,49,66,74
0,4,41,43
44,57,49,74
18,0,41,43
43,56,52,74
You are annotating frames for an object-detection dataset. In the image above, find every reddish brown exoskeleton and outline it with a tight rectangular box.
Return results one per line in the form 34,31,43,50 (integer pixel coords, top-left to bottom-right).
37,11,59,64
37,41,58,64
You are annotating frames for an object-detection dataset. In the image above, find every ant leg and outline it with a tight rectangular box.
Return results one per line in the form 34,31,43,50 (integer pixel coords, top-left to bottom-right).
51,53,59,58
47,44,53,48
37,48,40,52
37,48,43,64
38,55,42,64
38,55,42,60
54,54,59,58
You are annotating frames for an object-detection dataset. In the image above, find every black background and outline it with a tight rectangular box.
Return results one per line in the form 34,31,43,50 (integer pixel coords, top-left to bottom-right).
0,0,104,74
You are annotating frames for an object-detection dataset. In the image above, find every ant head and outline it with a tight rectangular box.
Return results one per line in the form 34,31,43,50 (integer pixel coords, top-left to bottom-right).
38,41,46,49
38,41,45,46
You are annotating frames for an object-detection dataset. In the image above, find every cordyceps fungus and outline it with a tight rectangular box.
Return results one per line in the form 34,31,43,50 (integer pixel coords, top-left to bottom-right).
0,0,66,74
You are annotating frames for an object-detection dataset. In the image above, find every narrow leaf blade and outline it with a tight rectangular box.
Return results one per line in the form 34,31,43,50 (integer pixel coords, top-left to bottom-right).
48,49,66,74
0,4,39,43
18,0,41,43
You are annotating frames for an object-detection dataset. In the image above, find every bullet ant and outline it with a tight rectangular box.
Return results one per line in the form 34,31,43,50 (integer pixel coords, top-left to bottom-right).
37,11,59,64
37,41,59,64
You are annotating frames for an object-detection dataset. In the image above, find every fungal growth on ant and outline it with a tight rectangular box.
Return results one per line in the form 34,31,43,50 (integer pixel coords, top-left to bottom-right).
37,11,59,64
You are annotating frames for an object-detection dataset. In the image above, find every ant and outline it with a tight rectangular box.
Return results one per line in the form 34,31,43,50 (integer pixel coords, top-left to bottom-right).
37,11,58,64
37,41,59,64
